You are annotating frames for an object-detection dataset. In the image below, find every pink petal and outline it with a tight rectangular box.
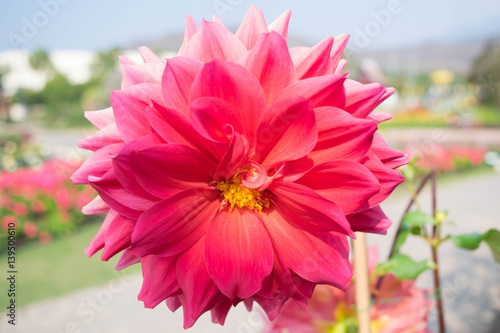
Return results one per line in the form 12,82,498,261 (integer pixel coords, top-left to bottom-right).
334,59,347,75
138,46,165,63
255,97,317,169
261,207,352,290
205,209,273,299
309,106,377,162
190,60,266,143
184,20,247,63
78,123,123,152
235,4,269,50
371,133,411,169
101,213,135,261
115,250,140,270
81,195,109,215
362,152,405,207
178,16,200,56
239,32,297,106
162,56,203,115
145,102,222,160
343,80,388,118
275,74,346,108
214,128,250,182
129,188,219,257
89,169,156,220
295,161,380,215
291,36,334,79
210,300,232,325
71,143,125,184
120,63,164,89
331,34,350,72
130,143,218,198
267,9,292,41
177,236,225,324
112,135,163,200
84,209,116,258
347,205,392,235
110,83,162,142
269,181,353,236
189,97,244,142
84,107,115,130
138,255,180,308
369,111,393,123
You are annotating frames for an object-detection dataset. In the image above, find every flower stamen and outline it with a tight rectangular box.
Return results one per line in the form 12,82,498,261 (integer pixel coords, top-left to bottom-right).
216,175,270,214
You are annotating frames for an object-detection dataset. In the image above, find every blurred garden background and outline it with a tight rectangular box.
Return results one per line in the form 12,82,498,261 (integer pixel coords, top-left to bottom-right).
0,0,499,332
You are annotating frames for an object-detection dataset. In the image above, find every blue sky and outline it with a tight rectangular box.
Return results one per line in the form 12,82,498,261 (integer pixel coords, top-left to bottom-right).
1,0,500,51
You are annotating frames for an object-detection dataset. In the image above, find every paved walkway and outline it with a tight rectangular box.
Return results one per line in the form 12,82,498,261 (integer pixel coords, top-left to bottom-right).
1,171,499,333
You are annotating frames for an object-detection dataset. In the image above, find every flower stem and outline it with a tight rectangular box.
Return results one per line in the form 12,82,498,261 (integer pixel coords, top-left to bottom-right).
430,170,446,333
353,232,371,333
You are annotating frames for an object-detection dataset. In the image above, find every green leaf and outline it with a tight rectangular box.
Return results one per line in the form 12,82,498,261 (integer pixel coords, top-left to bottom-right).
451,229,500,263
451,233,483,250
393,229,409,254
483,229,500,262
375,254,436,280
402,211,434,228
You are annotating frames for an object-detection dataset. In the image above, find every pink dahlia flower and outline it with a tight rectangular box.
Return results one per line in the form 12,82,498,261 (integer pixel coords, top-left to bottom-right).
73,5,409,328
264,248,433,333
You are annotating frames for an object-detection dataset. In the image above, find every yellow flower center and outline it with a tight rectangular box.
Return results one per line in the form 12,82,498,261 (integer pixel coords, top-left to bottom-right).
216,175,270,214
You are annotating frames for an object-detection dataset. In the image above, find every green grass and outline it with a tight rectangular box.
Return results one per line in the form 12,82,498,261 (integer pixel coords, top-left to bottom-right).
0,221,140,307
474,105,500,126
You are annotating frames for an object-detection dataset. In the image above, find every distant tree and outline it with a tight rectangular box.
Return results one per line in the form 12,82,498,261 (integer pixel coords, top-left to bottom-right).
469,41,500,106
90,48,121,80
29,49,55,76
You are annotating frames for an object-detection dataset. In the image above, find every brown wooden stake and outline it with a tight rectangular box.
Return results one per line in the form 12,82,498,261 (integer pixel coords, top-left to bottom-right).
353,232,371,333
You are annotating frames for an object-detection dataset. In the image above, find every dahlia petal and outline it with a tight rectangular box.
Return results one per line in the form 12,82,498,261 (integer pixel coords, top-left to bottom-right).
114,250,140,270
101,213,135,261
369,111,393,123
343,80,387,118
118,55,135,66
112,135,163,200
295,161,380,215
275,74,346,108
362,152,405,207
189,97,244,142
166,296,182,312
184,20,247,63
205,209,273,299
309,106,377,162
255,97,317,169
120,63,164,89
71,143,125,184
214,128,250,182
211,15,223,25
111,83,163,142
78,123,123,152
81,195,109,215
262,207,352,290
84,209,116,258
239,32,297,106
145,102,222,160
84,107,115,130
129,188,219,257
347,205,392,235
267,9,292,41
162,56,203,115
235,4,269,50
269,181,353,236
291,36,334,79
177,236,225,324
210,300,232,325
190,59,266,142
371,133,411,169
334,58,347,75
177,16,200,56
330,34,350,72
139,255,180,308
130,143,217,198
138,46,165,63
89,169,156,220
